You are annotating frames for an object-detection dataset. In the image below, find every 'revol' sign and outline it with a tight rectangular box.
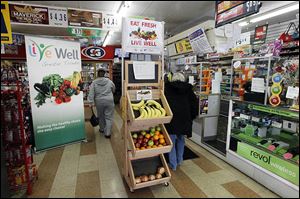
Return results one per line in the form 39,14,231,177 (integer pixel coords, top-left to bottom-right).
122,17,163,54
237,142,299,185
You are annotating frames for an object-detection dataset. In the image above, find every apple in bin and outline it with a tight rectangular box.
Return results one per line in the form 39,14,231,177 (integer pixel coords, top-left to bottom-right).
154,140,159,146
156,126,161,131
132,133,138,139
138,135,144,140
141,142,147,147
135,143,141,148
137,138,143,144
143,138,149,143
141,131,147,136
148,140,154,147
150,128,156,133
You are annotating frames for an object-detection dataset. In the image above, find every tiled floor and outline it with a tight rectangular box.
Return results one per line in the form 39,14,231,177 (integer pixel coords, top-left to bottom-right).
29,107,279,198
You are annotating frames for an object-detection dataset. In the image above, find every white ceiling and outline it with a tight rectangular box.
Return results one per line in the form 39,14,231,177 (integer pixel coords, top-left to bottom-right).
10,1,299,46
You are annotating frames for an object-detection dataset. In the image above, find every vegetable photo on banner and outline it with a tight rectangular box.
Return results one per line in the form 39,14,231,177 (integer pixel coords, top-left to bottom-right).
34,71,83,107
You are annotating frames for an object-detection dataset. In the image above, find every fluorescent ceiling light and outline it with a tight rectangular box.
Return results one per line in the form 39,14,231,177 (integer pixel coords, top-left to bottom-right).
239,21,249,27
250,3,299,23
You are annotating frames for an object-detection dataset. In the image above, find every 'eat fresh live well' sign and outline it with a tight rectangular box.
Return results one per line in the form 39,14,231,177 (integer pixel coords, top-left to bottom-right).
122,17,163,54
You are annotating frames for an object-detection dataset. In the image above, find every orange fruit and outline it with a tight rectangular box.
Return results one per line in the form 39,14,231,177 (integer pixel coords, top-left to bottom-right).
159,138,165,144
153,135,159,140
155,131,160,136
147,146,152,149
140,147,146,150
159,134,164,139
145,134,151,139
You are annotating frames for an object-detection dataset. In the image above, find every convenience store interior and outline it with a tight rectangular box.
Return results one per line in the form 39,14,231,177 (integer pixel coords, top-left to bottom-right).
1,1,299,198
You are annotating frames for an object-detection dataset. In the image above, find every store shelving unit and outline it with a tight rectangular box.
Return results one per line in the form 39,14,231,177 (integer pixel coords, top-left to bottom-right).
1,67,37,197
230,56,280,104
121,60,173,192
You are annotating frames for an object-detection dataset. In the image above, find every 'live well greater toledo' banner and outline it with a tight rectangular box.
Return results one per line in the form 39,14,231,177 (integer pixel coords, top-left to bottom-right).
25,36,86,151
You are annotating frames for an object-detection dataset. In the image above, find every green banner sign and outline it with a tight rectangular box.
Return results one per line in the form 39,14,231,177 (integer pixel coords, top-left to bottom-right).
25,36,86,151
67,27,103,37
248,104,299,119
237,142,299,185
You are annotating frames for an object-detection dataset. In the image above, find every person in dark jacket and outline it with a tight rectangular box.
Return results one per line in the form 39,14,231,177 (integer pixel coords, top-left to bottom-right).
164,72,198,171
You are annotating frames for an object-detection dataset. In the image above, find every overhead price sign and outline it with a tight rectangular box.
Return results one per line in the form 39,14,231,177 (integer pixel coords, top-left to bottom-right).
122,17,163,54
9,3,49,24
1,1,12,44
67,27,104,38
68,9,102,28
215,1,262,28
48,7,68,27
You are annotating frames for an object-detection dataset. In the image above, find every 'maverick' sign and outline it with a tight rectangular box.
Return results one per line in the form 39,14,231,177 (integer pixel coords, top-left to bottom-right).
122,17,163,54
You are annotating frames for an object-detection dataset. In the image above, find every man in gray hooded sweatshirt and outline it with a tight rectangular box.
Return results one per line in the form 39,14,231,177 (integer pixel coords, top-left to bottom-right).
88,69,115,138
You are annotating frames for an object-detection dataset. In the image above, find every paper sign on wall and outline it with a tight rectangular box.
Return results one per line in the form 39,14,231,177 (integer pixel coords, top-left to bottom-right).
188,28,213,54
133,61,155,80
122,18,163,54
212,80,221,94
286,86,299,99
251,78,265,93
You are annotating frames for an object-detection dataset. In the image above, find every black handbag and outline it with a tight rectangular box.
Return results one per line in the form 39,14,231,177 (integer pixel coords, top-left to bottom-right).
89,107,99,127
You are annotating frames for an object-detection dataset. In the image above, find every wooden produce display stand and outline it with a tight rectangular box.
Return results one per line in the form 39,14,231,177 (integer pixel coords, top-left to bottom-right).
121,60,173,192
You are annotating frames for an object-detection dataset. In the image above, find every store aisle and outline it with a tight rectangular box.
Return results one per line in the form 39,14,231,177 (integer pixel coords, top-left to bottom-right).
29,107,279,198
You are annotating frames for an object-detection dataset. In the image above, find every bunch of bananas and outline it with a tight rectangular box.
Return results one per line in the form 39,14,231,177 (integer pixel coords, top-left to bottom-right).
65,71,82,88
71,71,82,88
131,99,166,119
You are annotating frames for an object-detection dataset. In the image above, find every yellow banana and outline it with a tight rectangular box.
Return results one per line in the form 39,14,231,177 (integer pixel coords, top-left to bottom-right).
145,106,152,118
131,99,144,108
132,106,140,111
146,100,162,109
136,108,145,119
141,107,148,119
154,107,161,117
150,107,156,118
159,107,166,117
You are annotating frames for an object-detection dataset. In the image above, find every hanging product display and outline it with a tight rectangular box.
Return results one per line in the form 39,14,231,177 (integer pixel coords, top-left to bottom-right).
25,36,86,151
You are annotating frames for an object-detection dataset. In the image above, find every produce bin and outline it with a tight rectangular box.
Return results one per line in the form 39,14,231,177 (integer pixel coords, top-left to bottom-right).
127,124,173,158
128,154,171,190
127,89,173,127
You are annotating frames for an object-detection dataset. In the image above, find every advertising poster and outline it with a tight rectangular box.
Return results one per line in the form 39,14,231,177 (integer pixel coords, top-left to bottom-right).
122,18,163,54
175,38,193,54
188,28,213,54
1,1,12,44
68,9,102,28
253,24,268,45
237,142,299,185
9,3,49,24
25,36,86,151
215,1,261,28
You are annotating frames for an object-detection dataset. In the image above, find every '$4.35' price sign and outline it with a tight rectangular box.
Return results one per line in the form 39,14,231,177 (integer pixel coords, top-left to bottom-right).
48,7,68,27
